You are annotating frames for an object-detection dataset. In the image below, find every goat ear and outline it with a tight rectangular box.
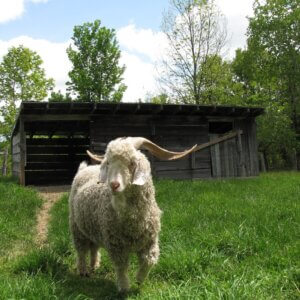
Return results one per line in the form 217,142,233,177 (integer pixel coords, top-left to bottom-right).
132,161,148,186
99,160,108,183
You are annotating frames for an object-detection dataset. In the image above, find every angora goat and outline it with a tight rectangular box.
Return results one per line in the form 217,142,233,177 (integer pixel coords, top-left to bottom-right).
69,137,196,292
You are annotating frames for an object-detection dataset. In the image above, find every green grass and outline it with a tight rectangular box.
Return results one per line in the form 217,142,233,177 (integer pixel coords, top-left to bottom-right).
0,176,43,261
0,172,299,299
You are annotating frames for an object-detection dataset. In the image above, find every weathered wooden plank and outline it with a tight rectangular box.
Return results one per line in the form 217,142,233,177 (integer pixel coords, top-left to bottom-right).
242,132,250,176
190,152,196,169
24,121,89,133
247,119,259,176
231,139,238,176
223,141,230,177
227,140,235,177
23,114,90,121
13,162,20,173
25,162,80,170
215,144,221,177
12,133,20,146
210,134,221,178
26,138,89,146
219,142,225,177
155,168,211,180
92,126,150,137
155,125,208,136
12,146,20,155
194,130,242,152
154,159,211,171
235,119,250,177
20,117,26,185
236,131,246,177
259,152,266,172
27,154,88,163
91,115,208,126
27,146,88,155
210,139,216,177
13,153,21,163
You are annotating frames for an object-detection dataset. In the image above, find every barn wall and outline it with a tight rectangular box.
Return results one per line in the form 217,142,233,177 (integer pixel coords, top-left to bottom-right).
91,114,212,180
12,132,21,179
11,118,26,184
209,118,259,178
235,118,259,176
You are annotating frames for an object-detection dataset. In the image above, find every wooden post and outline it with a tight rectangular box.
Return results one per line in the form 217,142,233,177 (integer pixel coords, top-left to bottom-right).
236,131,246,177
259,152,266,172
19,117,26,185
1,147,8,176
291,149,297,171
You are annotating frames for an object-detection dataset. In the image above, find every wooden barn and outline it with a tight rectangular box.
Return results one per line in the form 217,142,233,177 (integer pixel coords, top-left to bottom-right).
11,101,264,185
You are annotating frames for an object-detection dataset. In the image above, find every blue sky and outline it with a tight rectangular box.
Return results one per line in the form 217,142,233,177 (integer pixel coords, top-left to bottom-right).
1,0,169,42
0,0,254,102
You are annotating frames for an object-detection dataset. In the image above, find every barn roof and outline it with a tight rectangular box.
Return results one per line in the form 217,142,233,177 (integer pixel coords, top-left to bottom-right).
12,101,264,136
18,101,264,116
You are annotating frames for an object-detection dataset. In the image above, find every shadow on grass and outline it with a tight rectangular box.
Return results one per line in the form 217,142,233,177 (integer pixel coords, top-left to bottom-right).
0,176,18,184
55,273,141,300
13,247,140,299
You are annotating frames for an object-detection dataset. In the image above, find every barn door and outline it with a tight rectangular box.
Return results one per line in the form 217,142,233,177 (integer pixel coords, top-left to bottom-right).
209,121,240,178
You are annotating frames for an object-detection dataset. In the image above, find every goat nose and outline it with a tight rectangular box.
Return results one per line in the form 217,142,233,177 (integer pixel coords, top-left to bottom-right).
110,181,120,191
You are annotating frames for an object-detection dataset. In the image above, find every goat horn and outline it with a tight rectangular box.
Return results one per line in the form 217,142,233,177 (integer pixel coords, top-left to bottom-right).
86,150,104,162
127,137,197,160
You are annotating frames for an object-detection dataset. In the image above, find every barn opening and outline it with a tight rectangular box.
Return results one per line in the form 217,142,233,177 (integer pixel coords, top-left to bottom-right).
209,121,233,134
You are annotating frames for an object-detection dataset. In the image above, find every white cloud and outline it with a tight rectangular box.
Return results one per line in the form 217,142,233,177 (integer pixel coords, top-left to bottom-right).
116,24,167,101
119,51,158,102
117,24,168,62
0,0,48,24
215,0,254,58
0,34,159,102
0,0,255,103
0,36,71,92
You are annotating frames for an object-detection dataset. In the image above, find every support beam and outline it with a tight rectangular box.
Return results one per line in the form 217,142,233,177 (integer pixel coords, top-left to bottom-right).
19,116,26,185
194,130,243,152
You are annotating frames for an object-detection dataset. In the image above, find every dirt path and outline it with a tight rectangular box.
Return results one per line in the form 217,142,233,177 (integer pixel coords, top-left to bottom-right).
35,185,70,246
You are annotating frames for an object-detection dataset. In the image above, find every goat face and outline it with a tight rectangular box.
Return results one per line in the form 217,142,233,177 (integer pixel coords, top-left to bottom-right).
99,139,150,194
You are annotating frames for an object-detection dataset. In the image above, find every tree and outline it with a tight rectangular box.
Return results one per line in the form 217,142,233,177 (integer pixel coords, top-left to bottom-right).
48,90,73,102
0,45,54,141
248,0,300,133
67,19,127,102
160,0,228,103
148,93,170,104
198,55,244,105
232,0,300,169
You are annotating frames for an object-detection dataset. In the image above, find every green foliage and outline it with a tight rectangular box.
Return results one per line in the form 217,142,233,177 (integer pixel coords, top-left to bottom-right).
48,90,73,102
67,19,127,102
0,46,54,141
0,174,299,298
197,55,244,105
148,93,170,104
232,0,300,169
256,105,297,169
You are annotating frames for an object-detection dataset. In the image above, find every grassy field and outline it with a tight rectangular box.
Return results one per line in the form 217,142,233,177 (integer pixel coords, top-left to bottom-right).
0,172,299,299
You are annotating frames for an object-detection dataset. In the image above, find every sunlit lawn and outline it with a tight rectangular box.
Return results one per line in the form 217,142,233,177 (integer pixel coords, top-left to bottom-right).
0,172,299,299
